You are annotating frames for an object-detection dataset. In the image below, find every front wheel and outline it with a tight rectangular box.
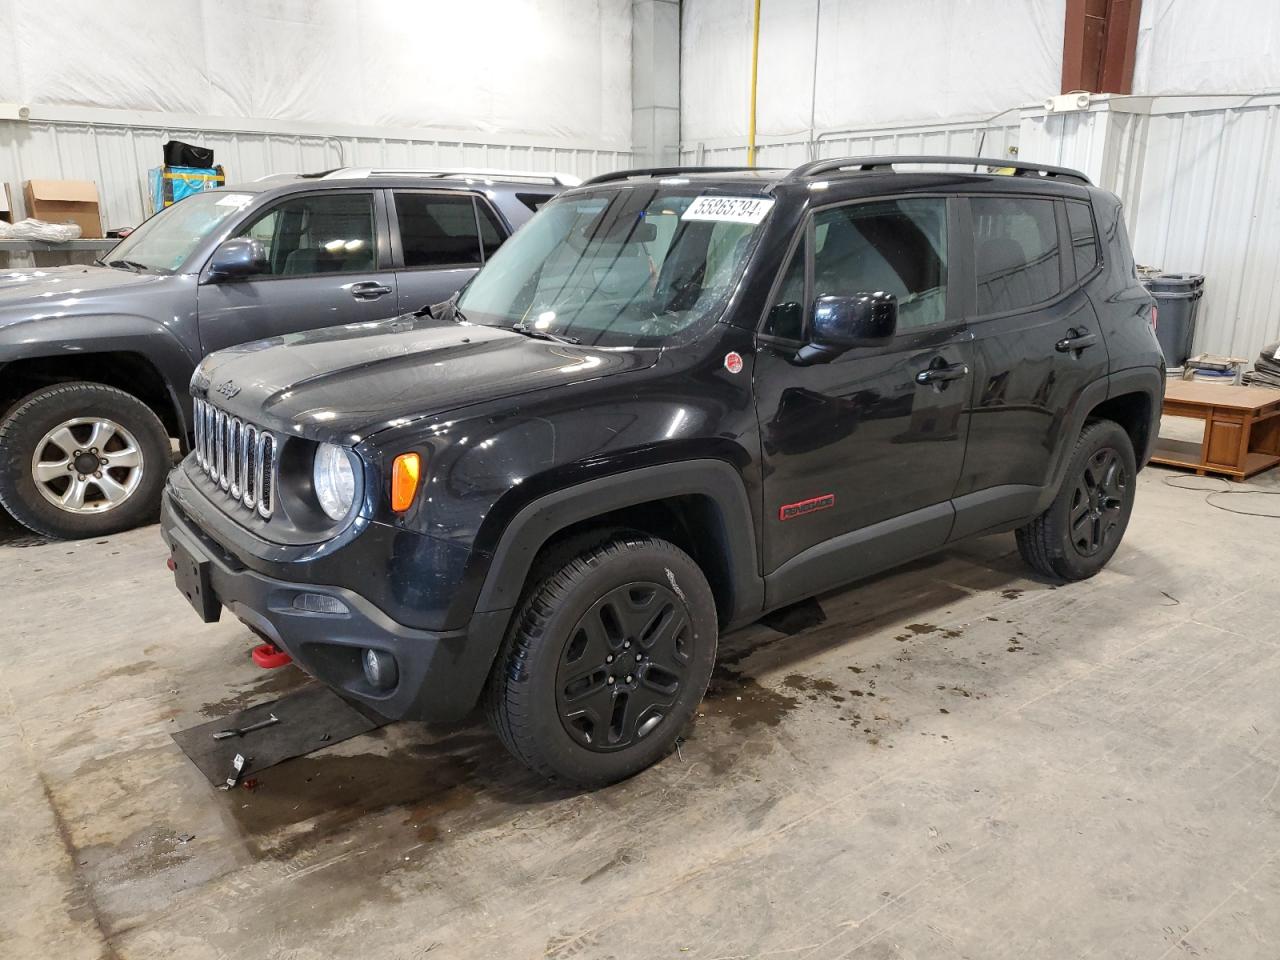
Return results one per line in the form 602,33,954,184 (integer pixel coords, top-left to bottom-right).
485,534,718,787
0,382,171,539
1016,419,1137,581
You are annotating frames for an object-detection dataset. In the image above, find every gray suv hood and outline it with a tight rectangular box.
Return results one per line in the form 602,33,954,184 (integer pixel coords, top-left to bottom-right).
0,264,168,317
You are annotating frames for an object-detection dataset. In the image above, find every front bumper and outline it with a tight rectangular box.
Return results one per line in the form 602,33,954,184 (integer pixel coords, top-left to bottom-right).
160,487,508,722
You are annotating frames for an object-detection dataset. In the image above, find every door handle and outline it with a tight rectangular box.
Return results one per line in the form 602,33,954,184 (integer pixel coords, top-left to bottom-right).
1056,330,1098,353
915,362,970,385
349,281,393,301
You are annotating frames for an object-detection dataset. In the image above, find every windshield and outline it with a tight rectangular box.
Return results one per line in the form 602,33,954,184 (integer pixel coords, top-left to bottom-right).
457,187,772,347
106,191,257,273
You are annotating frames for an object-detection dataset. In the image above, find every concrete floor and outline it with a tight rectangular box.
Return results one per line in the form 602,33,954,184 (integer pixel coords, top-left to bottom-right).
2,463,1279,960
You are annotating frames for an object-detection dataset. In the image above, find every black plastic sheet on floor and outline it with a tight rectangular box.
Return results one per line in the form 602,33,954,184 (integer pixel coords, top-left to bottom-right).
171,683,389,788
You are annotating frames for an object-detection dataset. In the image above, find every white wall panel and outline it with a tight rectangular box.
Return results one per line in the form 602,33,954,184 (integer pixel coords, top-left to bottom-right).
1119,99,1280,360
978,95,1280,361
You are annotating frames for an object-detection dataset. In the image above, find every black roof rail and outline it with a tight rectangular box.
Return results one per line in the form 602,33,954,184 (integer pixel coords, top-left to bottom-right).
787,155,1092,186
578,165,776,187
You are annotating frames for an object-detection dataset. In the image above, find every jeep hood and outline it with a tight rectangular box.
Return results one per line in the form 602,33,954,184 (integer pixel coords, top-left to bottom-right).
193,315,659,443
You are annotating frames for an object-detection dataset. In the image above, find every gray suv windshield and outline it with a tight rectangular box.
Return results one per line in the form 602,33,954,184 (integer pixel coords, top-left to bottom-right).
106,191,257,273
457,188,770,347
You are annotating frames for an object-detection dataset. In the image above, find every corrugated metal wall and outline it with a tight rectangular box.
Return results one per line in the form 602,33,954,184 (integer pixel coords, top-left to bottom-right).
0,118,633,231
1120,101,1280,361
679,116,1021,169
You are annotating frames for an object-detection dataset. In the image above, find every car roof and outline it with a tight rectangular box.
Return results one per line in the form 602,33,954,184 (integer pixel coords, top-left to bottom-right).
207,169,574,203
566,156,1093,200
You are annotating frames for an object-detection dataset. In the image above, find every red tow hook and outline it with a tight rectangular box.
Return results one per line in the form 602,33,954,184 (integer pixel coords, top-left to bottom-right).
251,642,293,669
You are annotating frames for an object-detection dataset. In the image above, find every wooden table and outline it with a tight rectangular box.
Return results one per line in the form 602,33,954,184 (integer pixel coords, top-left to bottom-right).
1152,380,1280,480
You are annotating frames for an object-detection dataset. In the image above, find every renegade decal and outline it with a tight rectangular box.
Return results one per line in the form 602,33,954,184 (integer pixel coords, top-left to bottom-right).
779,494,836,521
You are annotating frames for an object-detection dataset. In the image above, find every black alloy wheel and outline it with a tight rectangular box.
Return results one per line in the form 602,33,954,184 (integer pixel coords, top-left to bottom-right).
1069,446,1129,557
485,534,718,787
1016,418,1137,581
555,581,694,752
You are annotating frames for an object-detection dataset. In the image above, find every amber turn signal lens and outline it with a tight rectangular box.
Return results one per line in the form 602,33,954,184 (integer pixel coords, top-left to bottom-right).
390,453,421,512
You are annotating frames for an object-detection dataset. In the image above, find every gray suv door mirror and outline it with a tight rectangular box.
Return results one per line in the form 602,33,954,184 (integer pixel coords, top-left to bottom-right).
796,292,897,364
205,238,268,282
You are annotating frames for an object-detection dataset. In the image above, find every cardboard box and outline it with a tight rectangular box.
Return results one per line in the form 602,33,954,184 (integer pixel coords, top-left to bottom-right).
0,183,12,223
22,179,103,238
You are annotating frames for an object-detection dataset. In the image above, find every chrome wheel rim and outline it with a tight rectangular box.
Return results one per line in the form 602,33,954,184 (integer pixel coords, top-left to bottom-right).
31,417,144,514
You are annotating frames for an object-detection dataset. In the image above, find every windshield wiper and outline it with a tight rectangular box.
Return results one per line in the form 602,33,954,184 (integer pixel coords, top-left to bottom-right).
511,323,580,345
104,259,149,273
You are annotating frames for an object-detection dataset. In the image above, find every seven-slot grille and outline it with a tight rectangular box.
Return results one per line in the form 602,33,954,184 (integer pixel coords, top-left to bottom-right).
191,397,278,519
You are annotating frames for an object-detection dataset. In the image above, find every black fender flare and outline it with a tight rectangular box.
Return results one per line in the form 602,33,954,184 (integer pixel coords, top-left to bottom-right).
472,459,765,628
1105,364,1165,465
1034,364,1163,514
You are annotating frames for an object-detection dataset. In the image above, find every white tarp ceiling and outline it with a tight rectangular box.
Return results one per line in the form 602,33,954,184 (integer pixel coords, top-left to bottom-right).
1133,0,1280,95
681,0,1066,144
0,0,633,145
680,0,1280,147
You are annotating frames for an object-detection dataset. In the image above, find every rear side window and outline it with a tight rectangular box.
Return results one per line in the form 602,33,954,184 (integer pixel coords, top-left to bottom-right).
812,198,948,331
971,196,1062,314
517,192,556,213
394,193,482,267
1067,201,1099,278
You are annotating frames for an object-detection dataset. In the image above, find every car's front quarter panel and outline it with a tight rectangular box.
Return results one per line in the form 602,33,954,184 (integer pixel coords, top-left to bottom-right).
360,328,763,631
0,275,203,429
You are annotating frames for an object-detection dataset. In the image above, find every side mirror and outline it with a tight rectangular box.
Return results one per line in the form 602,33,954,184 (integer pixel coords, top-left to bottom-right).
795,292,897,364
205,238,267,282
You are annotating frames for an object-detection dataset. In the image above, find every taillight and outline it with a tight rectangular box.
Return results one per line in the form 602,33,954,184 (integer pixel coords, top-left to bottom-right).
390,453,421,512
1150,304,1158,331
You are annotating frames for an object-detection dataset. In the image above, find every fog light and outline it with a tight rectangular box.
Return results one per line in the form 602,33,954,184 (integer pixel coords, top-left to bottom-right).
292,593,349,615
363,648,398,690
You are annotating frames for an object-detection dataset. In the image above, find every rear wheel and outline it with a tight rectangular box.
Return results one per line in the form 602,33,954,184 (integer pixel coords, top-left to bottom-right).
0,382,171,539
485,534,718,787
1016,419,1136,581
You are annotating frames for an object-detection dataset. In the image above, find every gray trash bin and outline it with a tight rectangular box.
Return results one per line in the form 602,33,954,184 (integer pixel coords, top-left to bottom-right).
1141,273,1204,367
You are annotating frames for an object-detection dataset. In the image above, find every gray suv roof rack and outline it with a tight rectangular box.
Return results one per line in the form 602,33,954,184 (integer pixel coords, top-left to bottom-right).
316,167,582,186
579,166,779,187
787,156,1092,185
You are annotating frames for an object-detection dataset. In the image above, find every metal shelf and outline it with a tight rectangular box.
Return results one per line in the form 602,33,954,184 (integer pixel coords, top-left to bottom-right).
0,238,118,252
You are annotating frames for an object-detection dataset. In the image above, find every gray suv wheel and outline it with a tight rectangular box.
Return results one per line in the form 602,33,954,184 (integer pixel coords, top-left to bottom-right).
0,382,170,539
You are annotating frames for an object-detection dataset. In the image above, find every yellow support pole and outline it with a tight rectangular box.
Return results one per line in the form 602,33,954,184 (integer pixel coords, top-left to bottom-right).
747,0,761,167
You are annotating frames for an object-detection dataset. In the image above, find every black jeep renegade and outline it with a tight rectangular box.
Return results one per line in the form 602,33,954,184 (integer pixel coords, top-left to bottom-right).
162,156,1163,786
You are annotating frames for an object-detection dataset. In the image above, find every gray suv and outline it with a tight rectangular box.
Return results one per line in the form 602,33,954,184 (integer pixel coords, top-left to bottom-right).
0,167,573,539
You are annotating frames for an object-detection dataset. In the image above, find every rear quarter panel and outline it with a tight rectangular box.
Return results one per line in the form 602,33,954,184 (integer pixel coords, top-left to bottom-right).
1087,189,1162,374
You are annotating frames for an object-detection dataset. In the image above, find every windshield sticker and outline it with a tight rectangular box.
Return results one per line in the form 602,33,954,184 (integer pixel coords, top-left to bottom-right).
681,196,775,224
215,194,254,208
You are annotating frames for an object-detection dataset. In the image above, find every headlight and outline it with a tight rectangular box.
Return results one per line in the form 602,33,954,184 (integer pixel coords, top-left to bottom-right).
313,443,357,520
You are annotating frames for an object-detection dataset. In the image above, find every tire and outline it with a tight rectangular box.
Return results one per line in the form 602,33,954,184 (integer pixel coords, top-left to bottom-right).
0,382,171,540
485,534,718,787
1016,419,1137,581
